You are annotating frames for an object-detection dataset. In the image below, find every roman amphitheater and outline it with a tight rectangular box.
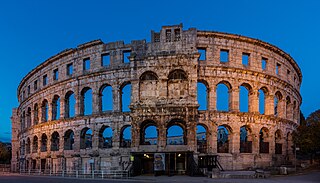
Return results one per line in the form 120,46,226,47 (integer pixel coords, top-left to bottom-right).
11,24,302,176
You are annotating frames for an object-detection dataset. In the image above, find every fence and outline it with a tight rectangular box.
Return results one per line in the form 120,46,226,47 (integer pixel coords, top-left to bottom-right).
0,164,10,173
19,169,130,179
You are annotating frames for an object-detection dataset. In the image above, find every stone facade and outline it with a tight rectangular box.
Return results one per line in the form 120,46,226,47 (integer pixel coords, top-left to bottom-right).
11,24,302,173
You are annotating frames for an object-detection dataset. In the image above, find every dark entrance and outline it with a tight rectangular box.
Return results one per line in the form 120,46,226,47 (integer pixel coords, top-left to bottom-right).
41,159,46,172
131,152,194,176
32,159,36,169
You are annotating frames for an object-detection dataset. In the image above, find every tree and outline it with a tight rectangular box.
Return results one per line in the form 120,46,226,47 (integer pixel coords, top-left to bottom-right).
293,110,320,162
0,142,11,164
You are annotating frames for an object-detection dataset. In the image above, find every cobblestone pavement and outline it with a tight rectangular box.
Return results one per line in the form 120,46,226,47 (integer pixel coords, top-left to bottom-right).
0,171,319,183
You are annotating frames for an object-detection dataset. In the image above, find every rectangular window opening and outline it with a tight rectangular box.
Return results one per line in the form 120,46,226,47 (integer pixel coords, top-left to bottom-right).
102,54,110,67
53,69,59,81
34,80,38,90
198,48,206,61
154,33,160,42
287,69,291,79
261,58,267,70
43,74,48,86
276,63,281,75
123,51,131,63
83,58,90,71
242,53,250,66
27,85,30,95
220,50,229,63
67,63,73,76
166,29,171,42
174,29,181,41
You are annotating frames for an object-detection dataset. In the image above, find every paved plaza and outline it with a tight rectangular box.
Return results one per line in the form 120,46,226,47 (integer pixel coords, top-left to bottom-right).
0,171,319,183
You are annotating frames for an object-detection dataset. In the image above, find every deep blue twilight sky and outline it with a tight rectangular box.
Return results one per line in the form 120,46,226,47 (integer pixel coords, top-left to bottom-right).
0,0,319,142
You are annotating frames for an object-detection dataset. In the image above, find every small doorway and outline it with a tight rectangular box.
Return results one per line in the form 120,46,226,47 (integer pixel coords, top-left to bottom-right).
167,152,187,175
132,153,154,175
32,159,36,169
132,152,190,176
41,159,46,172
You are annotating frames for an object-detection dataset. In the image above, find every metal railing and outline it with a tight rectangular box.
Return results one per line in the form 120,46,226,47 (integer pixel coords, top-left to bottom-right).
0,164,10,173
19,169,130,179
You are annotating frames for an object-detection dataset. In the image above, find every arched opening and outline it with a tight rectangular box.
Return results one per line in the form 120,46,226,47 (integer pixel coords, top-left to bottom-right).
240,83,252,112
140,121,158,145
40,133,48,152
140,71,158,80
259,127,269,153
32,136,38,153
120,125,131,148
65,91,75,118
21,112,25,130
64,130,74,150
41,100,49,122
139,71,158,99
197,82,208,110
274,91,283,116
26,107,31,128
80,128,92,149
168,69,187,80
293,101,297,122
33,103,39,125
26,138,31,154
51,131,60,151
52,95,60,120
21,140,25,155
167,121,186,145
197,124,207,153
121,83,132,112
167,69,188,99
217,125,232,153
286,96,292,119
275,130,282,154
240,125,252,153
216,82,231,111
80,87,92,116
100,85,113,112
258,88,267,114
99,126,113,148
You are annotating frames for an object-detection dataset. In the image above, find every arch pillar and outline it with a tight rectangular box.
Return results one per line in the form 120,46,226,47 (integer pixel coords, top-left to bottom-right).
230,88,239,112
250,89,259,113
59,131,64,151
73,129,80,152
47,102,53,121
209,84,216,110
92,126,99,150
60,96,65,119
231,131,240,154
187,121,196,152
92,90,100,115
47,134,52,154
75,88,80,117
131,122,140,148
278,98,285,118
207,124,217,154
265,94,274,115
38,105,43,123
286,103,293,121
157,121,167,150
130,80,139,104
112,124,120,149
113,87,121,112
250,126,259,154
